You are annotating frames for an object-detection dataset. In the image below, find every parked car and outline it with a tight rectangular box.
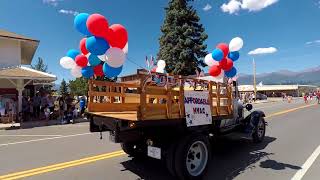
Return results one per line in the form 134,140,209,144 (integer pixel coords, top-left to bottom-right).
255,93,268,100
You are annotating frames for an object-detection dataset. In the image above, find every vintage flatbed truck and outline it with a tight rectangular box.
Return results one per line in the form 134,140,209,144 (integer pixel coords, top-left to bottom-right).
88,70,266,180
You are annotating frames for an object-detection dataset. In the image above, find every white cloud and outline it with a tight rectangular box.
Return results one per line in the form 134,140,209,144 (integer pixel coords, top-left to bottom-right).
316,1,320,8
58,9,79,16
221,0,279,14
221,0,242,14
248,47,278,55
305,40,320,45
203,4,212,11
241,0,278,11
43,0,61,7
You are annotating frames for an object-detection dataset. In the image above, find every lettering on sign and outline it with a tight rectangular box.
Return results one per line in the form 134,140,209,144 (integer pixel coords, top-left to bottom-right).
184,91,212,127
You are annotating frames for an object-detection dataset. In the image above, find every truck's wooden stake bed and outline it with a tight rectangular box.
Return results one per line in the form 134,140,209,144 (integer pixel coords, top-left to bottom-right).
88,70,266,180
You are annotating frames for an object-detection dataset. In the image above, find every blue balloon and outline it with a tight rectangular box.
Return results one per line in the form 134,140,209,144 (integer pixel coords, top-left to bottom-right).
212,49,224,61
228,51,240,62
81,66,94,78
86,36,110,55
67,49,80,60
225,67,237,78
103,63,122,78
74,13,92,36
88,54,101,67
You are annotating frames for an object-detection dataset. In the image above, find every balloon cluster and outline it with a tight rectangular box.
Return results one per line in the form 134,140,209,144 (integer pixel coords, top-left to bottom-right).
60,13,128,79
204,37,243,80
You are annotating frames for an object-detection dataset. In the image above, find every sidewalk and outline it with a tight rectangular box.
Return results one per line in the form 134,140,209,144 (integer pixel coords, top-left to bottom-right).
0,118,89,130
252,97,302,104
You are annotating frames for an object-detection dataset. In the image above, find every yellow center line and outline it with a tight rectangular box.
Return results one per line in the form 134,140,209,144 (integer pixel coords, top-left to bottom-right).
265,103,317,119
0,103,317,179
0,150,125,180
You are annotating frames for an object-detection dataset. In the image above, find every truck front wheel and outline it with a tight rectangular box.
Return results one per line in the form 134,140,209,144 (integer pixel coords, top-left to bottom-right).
174,134,211,180
252,117,266,143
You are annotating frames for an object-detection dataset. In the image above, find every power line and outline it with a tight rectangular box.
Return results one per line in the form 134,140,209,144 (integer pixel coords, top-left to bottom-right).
126,56,146,70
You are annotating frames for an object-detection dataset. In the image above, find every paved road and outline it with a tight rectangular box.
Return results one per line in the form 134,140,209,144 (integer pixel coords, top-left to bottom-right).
0,99,319,180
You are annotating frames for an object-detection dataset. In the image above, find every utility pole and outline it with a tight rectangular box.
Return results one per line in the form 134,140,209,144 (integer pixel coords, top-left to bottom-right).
253,58,257,101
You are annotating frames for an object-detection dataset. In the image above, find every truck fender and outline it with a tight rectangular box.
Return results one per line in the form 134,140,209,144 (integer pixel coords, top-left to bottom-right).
244,110,266,133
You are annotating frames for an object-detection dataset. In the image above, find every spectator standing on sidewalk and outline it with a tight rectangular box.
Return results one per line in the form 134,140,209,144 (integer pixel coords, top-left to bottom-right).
58,96,65,121
304,94,308,104
47,94,55,117
0,95,4,117
79,96,86,117
40,93,48,120
29,98,34,121
32,93,41,119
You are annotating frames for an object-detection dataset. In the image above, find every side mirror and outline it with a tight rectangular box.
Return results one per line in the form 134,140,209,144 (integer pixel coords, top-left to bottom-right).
245,104,253,111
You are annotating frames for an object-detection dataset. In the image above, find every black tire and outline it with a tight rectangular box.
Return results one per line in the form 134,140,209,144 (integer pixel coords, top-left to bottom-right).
174,134,211,180
165,142,177,177
120,142,145,158
252,117,266,143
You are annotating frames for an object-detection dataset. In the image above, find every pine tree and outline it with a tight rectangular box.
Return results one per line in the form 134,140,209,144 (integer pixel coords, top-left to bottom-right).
68,77,88,96
59,79,69,96
158,0,208,76
31,57,48,72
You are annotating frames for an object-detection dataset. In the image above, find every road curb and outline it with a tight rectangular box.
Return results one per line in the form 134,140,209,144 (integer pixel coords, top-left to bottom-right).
0,118,88,130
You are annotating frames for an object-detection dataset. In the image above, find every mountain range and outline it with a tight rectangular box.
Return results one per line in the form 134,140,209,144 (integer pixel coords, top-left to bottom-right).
238,66,320,86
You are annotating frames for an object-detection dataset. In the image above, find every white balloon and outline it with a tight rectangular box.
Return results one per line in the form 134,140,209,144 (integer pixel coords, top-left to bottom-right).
105,47,126,68
71,65,82,78
122,42,128,54
156,67,164,73
60,56,75,69
204,54,219,67
229,37,244,52
157,60,166,68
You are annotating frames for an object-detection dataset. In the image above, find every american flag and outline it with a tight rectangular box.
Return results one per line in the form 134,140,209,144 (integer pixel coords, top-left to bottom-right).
145,56,149,69
150,55,154,68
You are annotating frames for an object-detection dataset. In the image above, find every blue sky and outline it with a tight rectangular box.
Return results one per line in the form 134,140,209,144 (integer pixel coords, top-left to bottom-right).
1,0,320,83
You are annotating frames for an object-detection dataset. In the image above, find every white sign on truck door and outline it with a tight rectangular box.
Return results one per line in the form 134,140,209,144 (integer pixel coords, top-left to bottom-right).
184,91,212,127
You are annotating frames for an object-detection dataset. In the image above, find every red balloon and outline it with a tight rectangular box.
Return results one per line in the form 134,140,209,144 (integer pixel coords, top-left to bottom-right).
75,55,88,67
209,65,222,77
87,14,109,38
79,38,89,55
219,58,234,71
104,24,128,49
151,66,157,73
216,43,229,58
93,64,104,76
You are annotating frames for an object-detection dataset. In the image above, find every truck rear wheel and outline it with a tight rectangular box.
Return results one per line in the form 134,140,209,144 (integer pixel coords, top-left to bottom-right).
252,117,266,143
174,134,211,180
121,142,144,158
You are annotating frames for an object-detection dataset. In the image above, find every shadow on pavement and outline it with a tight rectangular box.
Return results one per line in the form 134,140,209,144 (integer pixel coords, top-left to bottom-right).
259,159,301,170
119,136,281,180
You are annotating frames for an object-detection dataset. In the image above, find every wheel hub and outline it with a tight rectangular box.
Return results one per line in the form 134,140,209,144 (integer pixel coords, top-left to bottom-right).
257,119,265,138
186,141,208,176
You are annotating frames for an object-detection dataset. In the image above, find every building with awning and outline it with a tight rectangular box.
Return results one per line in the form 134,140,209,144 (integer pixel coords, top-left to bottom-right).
238,84,318,97
0,29,56,114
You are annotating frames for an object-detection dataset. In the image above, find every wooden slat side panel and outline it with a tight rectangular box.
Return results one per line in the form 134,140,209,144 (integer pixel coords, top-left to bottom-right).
145,87,167,95
172,104,180,114
89,103,139,112
91,80,140,88
219,106,229,115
